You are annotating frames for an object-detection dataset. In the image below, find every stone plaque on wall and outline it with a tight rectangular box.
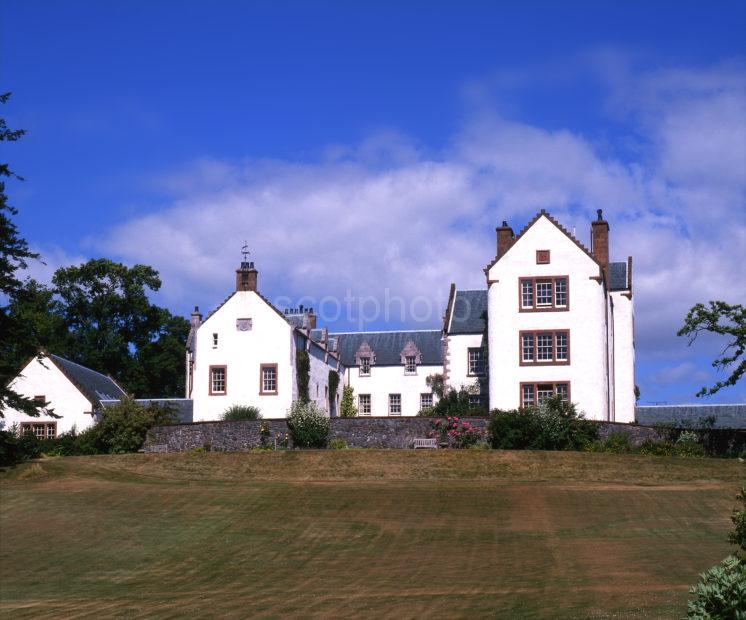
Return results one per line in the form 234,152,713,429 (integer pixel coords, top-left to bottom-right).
236,318,253,331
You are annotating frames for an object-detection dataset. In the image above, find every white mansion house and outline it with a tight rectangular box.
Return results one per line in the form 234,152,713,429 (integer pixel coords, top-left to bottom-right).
185,209,635,423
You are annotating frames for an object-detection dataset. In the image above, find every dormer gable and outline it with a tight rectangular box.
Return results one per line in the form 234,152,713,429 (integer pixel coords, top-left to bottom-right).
399,339,422,364
354,341,376,366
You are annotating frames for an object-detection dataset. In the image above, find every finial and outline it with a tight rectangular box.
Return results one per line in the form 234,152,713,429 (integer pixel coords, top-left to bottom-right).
597,209,603,221
241,241,250,262
501,220,508,227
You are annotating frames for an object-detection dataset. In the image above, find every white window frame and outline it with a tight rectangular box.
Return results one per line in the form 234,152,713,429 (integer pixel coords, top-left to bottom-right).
358,394,371,416
359,356,371,377
388,394,401,416
404,355,417,375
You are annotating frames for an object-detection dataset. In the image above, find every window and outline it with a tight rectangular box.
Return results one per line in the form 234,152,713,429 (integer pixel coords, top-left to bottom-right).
359,356,371,377
389,394,401,416
21,422,56,439
468,395,481,408
519,276,569,311
536,249,550,264
420,393,433,410
521,279,533,308
519,331,570,365
468,348,485,376
359,394,371,415
260,364,278,395
209,366,227,395
404,355,417,374
212,333,219,348
520,382,570,407
33,395,46,404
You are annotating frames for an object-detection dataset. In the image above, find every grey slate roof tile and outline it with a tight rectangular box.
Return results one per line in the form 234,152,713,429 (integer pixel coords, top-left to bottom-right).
609,261,628,291
331,330,443,366
50,354,127,406
449,290,488,334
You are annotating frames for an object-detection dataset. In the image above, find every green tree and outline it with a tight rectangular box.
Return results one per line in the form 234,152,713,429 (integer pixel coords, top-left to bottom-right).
678,301,745,397
340,385,358,417
0,92,43,417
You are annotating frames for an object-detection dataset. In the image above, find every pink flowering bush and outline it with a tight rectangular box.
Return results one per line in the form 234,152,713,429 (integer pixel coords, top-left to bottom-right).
430,416,484,448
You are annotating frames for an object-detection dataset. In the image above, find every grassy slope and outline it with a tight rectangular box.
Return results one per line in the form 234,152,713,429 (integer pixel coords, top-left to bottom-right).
0,451,743,619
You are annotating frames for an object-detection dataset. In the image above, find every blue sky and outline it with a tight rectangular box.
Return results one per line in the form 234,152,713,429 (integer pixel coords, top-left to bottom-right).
2,1,745,405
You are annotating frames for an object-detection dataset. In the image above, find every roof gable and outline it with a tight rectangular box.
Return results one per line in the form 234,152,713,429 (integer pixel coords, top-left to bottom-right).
485,210,600,275
47,353,127,407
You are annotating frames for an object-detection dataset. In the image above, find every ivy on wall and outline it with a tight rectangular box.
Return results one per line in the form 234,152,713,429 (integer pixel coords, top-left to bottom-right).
296,349,310,403
328,370,340,401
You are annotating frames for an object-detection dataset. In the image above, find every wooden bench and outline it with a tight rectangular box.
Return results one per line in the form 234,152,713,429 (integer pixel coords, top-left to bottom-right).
413,437,438,449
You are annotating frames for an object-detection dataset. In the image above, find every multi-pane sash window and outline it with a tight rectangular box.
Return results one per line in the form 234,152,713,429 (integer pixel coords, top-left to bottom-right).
389,394,401,416
212,333,219,348
519,277,569,310
521,280,533,308
520,331,570,364
260,364,278,394
210,366,226,394
468,348,485,375
420,393,433,410
359,394,371,415
536,281,552,306
404,355,417,374
359,356,371,376
520,382,570,407
21,422,56,439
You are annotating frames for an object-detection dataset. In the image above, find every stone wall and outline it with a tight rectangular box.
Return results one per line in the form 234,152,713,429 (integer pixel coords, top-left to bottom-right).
145,416,662,453
636,404,746,429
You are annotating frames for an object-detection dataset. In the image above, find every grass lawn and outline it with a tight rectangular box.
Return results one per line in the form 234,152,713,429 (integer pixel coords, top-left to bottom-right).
1,450,743,618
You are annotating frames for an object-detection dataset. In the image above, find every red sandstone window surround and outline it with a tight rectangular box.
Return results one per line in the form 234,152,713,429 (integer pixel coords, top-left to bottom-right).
519,276,569,311
519,330,570,365
520,382,570,407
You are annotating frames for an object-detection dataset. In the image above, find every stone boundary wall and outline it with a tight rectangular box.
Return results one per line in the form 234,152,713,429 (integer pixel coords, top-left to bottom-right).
144,417,665,453
636,404,746,429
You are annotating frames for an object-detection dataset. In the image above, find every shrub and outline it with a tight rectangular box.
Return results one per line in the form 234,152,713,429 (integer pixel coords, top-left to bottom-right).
593,432,634,454
676,430,707,458
89,397,178,454
488,396,597,451
329,438,348,450
431,417,484,449
286,400,330,448
419,385,487,417
340,385,358,418
222,405,262,421
686,555,746,618
0,428,43,466
729,488,746,553
638,439,677,456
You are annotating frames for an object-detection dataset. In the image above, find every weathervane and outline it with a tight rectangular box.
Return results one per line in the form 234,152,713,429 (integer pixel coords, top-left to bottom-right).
241,241,250,262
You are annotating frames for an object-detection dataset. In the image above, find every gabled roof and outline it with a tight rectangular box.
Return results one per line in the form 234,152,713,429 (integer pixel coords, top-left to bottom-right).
331,330,443,366
448,289,487,334
48,354,127,407
484,210,600,275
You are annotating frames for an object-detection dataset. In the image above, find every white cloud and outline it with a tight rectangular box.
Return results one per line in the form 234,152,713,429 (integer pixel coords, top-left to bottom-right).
93,59,746,397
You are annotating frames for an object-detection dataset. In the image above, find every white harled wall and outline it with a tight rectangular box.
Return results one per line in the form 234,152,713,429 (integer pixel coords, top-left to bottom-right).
487,215,610,420
2,356,96,434
612,291,635,422
191,292,294,421
446,333,485,392
346,365,441,417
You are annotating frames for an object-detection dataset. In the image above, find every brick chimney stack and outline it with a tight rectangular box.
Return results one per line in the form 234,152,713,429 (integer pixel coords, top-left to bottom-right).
496,220,515,259
236,261,258,292
190,306,202,328
591,209,609,280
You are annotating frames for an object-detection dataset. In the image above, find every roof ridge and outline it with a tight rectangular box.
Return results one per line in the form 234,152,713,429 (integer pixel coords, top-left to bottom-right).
330,329,442,335
50,354,114,382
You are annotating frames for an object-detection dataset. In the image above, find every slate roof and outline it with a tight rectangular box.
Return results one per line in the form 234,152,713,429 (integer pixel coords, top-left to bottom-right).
449,290,487,334
636,404,746,430
332,330,443,366
608,261,629,291
100,398,194,424
49,354,127,406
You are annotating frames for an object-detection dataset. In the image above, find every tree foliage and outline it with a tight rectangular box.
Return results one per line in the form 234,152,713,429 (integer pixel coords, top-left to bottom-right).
339,385,358,418
296,350,310,403
7,261,189,398
678,301,745,397
0,93,43,417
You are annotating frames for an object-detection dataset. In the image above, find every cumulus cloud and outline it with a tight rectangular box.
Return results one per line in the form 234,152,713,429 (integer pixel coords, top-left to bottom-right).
93,58,746,401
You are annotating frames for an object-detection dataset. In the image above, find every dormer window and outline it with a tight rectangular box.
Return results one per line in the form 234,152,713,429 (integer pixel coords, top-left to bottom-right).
212,333,219,348
360,356,371,377
404,355,417,375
